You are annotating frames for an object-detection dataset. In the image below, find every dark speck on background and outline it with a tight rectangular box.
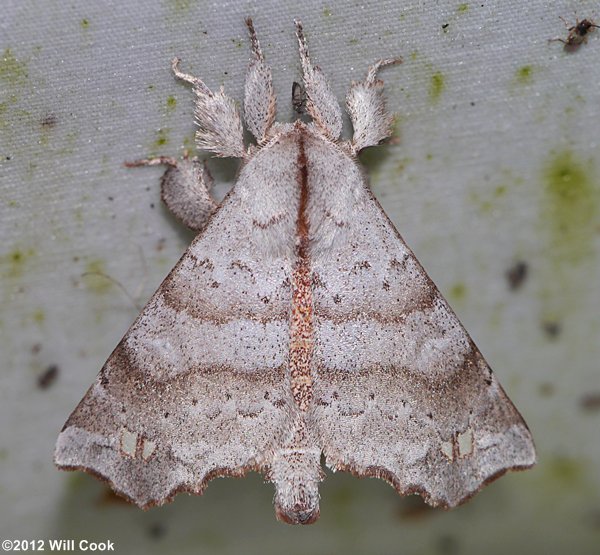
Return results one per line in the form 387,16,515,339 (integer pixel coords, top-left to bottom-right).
40,113,57,128
579,393,600,412
436,534,460,554
506,261,528,290
542,320,562,339
37,364,58,389
147,522,167,540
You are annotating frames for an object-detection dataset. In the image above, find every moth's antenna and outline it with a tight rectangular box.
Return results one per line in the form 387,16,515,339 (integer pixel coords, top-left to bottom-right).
245,17,264,61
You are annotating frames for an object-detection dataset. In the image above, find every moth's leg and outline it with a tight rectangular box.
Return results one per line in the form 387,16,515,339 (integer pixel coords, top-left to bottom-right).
125,154,218,231
345,58,402,154
294,20,342,141
172,59,246,159
243,18,277,144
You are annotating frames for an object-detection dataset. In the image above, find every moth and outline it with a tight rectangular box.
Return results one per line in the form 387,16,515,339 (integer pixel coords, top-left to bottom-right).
550,15,600,48
55,18,536,524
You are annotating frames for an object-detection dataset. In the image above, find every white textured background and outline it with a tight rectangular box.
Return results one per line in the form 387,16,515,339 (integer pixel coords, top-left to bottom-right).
1,1,599,553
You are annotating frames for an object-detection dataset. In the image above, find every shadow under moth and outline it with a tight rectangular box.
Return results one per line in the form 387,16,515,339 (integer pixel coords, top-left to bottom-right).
55,18,536,524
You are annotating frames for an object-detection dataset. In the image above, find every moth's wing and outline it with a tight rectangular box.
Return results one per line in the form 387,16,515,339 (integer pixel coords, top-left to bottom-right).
306,139,536,508
55,138,301,508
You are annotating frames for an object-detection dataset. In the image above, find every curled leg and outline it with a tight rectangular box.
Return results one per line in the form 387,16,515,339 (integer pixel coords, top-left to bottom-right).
346,58,402,154
125,153,218,232
172,59,245,158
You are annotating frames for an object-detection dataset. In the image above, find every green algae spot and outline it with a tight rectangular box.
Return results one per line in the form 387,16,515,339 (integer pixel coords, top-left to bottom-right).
395,157,412,174
231,38,243,49
0,49,28,128
543,457,584,487
323,7,332,17
429,71,445,103
457,3,469,13
0,48,27,85
494,184,507,198
83,259,112,294
542,150,597,264
33,309,45,325
154,127,170,149
479,200,494,214
80,18,90,29
516,65,533,85
1,248,35,279
168,0,193,13
538,382,555,397
166,95,177,112
538,150,598,326
182,133,196,150
469,179,515,215
389,114,401,139
66,473,87,492
73,206,84,224
349,37,359,45
449,282,466,301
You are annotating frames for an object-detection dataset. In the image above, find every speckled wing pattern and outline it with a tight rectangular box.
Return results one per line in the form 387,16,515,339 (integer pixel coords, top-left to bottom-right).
305,133,535,508
55,19,535,524
55,137,301,507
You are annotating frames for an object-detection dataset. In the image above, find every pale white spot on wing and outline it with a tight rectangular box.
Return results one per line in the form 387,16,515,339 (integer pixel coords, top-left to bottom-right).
441,440,454,461
457,428,474,458
55,426,195,505
120,428,138,457
141,439,156,460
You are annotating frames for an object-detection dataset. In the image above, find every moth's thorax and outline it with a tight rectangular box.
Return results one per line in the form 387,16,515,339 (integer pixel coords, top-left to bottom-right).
237,124,363,261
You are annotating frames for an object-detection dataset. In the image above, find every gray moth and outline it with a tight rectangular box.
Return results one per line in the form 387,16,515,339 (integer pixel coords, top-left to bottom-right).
55,18,536,524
